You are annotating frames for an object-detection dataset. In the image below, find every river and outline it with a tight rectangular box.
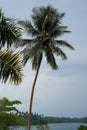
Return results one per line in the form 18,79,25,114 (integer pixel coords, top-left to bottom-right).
10,123,86,130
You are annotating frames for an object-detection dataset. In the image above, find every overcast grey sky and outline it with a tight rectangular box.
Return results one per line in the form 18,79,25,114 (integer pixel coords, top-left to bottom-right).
0,0,87,118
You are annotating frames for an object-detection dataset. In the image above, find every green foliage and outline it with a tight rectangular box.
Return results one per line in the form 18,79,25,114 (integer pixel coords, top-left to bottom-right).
42,116,87,124
0,97,22,130
0,97,21,112
78,125,87,130
0,8,22,47
0,8,23,85
31,113,47,125
14,116,28,126
80,117,87,123
0,124,9,130
0,49,23,85
18,112,47,125
37,124,50,130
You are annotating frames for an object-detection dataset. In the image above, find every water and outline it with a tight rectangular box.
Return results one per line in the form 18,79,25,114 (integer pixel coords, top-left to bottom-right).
49,123,86,130
10,123,86,130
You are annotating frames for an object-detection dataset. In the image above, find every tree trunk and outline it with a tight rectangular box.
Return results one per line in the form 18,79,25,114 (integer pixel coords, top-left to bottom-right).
28,56,42,130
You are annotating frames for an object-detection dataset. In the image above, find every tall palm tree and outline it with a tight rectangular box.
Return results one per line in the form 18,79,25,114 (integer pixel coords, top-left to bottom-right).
18,5,74,130
0,9,23,85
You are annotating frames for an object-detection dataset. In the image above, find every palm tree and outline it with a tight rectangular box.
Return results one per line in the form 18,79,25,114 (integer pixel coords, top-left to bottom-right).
0,9,23,85
18,5,74,130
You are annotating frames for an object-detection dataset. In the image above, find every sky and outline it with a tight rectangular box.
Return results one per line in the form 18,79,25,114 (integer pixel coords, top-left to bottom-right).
0,0,87,118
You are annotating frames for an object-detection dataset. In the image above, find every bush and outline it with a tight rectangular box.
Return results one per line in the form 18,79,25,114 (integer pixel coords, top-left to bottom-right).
78,125,87,130
37,124,50,130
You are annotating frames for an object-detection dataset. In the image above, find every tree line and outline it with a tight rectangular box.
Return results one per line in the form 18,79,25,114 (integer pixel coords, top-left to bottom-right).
43,116,87,124
0,97,87,130
18,112,87,124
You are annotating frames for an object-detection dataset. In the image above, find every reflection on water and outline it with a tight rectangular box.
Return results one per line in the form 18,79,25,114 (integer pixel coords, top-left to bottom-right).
10,126,36,130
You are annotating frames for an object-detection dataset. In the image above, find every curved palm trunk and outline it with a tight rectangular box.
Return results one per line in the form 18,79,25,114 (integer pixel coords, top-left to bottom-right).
28,57,42,130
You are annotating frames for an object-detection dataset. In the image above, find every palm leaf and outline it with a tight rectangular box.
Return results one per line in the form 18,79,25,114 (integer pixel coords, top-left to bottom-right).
0,49,23,85
18,20,39,37
32,53,43,70
15,38,33,47
22,40,42,69
56,40,74,50
45,46,58,70
0,9,22,47
51,45,67,60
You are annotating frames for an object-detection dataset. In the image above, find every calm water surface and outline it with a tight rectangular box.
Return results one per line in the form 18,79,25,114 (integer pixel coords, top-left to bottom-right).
11,123,86,130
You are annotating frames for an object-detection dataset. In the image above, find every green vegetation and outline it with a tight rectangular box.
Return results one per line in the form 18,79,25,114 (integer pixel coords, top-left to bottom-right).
43,116,87,123
37,124,50,130
0,49,23,85
78,125,87,130
18,112,47,125
0,97,47,129
0,8,23,85
0,9,21,47
0,97,21,130
16,113,87,125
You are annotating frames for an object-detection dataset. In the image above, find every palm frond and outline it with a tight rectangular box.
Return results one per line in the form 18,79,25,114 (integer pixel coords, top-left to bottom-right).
21,46,31,65
59,12,65,19
42,15,48,31
18,20,39,37
32,53,43,70
15,38,33,48
45,46,58,70
56,40,74,50
51,46,67,60
0,49,23,85
0,9,22,47
22,40,42,67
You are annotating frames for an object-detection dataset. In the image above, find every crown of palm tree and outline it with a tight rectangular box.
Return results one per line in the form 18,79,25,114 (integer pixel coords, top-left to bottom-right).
18,5,74,70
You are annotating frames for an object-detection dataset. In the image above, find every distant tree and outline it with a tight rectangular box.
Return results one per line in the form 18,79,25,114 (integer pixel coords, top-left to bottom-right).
18,5,74,130
31,113,47,125
0,97,21,130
